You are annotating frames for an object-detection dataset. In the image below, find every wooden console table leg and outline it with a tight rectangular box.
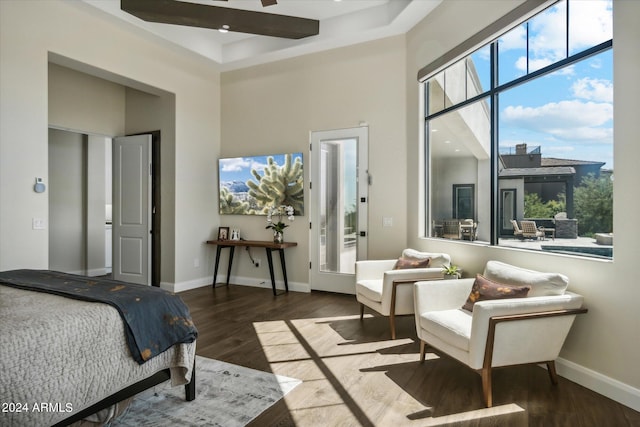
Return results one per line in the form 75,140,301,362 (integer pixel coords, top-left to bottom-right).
212,246,222,287
265,248,277,296
225,246,235,286
279,248,289,292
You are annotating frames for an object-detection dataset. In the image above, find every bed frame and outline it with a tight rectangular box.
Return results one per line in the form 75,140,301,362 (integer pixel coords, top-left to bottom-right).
52,360,196,427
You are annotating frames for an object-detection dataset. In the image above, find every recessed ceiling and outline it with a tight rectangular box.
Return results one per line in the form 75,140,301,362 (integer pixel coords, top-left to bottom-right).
78,0,441,71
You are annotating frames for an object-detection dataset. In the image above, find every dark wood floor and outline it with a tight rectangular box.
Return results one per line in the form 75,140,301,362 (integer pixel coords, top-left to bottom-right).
180,284,640,427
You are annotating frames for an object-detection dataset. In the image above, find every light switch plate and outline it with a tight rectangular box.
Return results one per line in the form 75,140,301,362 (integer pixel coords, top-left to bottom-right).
383,217,393,227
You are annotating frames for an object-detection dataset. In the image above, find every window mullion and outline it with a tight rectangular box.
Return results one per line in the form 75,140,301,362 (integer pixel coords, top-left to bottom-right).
490,41,499,246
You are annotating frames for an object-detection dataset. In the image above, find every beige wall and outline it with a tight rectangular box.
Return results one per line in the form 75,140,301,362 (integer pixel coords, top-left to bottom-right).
0,0,220,286
221,36,408,289
406,0,640,409
49,63,125,136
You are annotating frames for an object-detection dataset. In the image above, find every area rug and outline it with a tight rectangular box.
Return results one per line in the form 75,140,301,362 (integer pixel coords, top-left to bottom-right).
109,356,301,426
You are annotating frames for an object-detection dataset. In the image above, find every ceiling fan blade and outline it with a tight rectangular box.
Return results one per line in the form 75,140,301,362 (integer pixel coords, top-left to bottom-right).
121,0,318,39
261,0,278,6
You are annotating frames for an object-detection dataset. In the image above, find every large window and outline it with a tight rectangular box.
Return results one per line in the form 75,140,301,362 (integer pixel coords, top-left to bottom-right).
424,0,613,259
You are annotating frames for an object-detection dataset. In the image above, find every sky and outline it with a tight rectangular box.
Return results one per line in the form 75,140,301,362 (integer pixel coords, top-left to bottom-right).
219,152,303,185
473,0,613,168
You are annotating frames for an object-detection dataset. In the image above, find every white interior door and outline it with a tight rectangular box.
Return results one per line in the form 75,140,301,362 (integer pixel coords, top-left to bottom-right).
112,134,151,285
309,126,368,294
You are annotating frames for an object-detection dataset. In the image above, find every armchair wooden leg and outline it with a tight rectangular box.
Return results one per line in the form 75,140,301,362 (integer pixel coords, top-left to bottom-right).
389,313,396,340
481,367,493,407
546,361,559,385
359,303,364,320
419,340,426,363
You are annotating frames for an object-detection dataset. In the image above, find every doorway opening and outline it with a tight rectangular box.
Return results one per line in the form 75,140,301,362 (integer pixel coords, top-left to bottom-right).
48,128,161,286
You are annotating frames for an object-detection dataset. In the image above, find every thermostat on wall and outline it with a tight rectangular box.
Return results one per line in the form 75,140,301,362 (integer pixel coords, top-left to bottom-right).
34,178,46,193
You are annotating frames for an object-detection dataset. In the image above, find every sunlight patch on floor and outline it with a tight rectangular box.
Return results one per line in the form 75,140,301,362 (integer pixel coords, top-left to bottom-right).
252,315,524,425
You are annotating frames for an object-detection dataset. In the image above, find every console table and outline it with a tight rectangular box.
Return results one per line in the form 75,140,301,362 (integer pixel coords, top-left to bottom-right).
206,239,297,296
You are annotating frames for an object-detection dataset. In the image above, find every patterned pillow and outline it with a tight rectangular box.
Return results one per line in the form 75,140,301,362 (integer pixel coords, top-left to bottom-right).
393,256,430,270
462,274,530,311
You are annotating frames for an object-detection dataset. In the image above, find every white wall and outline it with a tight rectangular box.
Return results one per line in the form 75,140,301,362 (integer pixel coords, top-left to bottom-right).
0,0,220,287
220,36,408,289
48,63,121,277
48,129,85,273
406,0,640,411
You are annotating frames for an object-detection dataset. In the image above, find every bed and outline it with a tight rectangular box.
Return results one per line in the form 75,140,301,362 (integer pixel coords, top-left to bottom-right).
0,270,198,427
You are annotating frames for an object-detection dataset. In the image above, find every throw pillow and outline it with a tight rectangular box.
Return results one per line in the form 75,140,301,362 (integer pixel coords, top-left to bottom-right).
462,274,530,311
393,256,430,270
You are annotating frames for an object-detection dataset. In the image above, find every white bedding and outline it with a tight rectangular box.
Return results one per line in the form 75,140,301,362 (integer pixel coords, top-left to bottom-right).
0,284,196,427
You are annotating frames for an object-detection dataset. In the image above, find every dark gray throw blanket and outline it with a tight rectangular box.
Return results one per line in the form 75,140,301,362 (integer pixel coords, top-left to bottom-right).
0,269,197,364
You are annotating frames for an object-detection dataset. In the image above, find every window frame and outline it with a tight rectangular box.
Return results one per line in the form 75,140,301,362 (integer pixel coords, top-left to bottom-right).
423,1,613,249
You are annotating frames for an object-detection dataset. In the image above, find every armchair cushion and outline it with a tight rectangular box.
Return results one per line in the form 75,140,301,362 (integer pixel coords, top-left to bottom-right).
462,274,530,312
420,309,472,352
356,279,383,302
483,260,568,297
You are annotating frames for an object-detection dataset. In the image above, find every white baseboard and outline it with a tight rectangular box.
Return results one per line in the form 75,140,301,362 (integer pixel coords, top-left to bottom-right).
556,357,640,412
160,277,210,293
86,268,107,277
164,275,310,294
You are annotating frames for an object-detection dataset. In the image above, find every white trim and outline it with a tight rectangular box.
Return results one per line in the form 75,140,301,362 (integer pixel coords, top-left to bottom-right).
164,276,311,294
556,357,640,412
86,268,107,277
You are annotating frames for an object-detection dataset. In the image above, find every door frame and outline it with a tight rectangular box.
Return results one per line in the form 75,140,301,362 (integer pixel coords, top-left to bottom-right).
130,130,161,287
309,126,368,294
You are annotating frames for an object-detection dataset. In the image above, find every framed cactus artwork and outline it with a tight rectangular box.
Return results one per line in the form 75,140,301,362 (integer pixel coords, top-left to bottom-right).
218,152,304,215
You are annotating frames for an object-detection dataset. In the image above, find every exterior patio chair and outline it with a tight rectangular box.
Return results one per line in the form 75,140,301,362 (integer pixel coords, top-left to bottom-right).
510,219,524,239
520,220,545,240
460,219,478,241
442,219,462,239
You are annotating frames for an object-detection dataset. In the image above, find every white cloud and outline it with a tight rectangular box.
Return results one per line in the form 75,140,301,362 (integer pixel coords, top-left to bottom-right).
528,3,567,61
501,1,611,72
220,157,250,172
250,159,268,173
550,126,613,142
568,0,613,51
498,24,526,51
503,100,613,142
571,78,613,103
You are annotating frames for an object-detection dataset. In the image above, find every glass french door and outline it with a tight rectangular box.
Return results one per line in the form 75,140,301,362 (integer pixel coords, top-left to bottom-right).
309,127,368,294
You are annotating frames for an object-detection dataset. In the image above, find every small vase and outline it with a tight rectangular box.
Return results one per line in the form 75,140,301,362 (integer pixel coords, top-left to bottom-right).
273,230,283,243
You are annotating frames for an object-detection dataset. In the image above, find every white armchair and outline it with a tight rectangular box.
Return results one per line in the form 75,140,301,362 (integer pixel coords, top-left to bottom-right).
413,260,587,407
356,249,451,339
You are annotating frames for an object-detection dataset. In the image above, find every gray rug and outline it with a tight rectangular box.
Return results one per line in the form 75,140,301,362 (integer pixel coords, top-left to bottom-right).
109,356,301,426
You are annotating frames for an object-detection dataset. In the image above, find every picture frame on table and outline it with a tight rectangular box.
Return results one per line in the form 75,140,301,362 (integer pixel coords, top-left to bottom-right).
218,227,230,241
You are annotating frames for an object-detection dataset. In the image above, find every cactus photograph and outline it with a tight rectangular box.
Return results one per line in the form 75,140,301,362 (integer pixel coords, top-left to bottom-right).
218,153,304,215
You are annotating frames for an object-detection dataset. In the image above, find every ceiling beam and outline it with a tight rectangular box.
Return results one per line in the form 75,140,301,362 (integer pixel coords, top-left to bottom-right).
121,0,319,39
